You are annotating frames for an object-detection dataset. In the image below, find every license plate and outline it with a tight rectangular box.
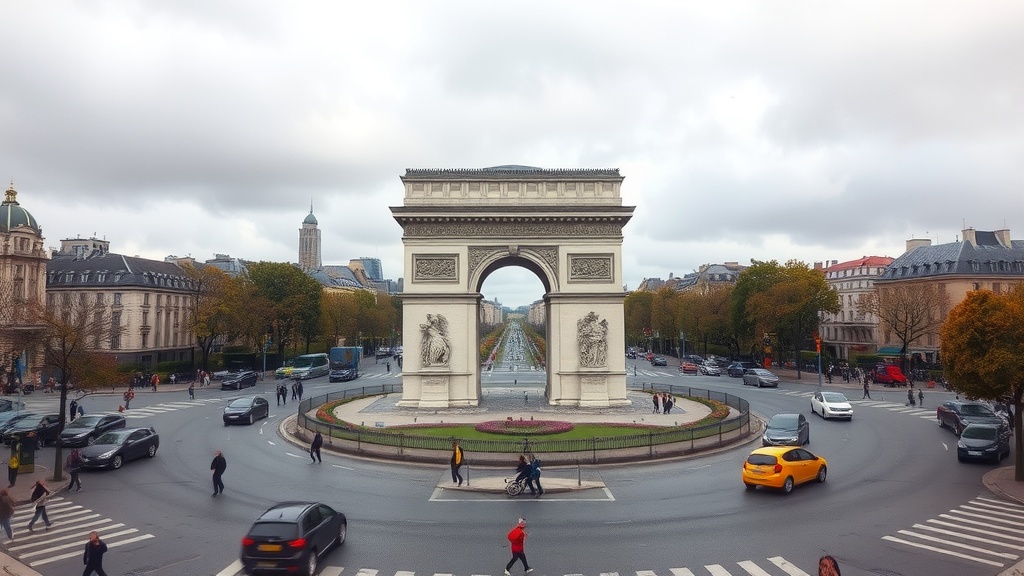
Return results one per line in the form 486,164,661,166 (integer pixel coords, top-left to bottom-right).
257,544,282,552
750,468,767,475
968,451,982,456
257,562,277,568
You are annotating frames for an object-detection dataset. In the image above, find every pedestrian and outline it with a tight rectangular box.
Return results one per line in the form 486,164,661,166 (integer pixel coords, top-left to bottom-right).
123,388,134,409
310,431,323,463
69,399,79,422
188,381,195,400
65,448,83,492
386,362,391,374
528,455,543,497
514,455,532,491
82,530,109,576
151,373,159,392
77,404,85,419
504,517,532,575
664,393,674,415
291,381,298,401
652,393,660,414
297,381,304,400
280,384,287,405
170,373,176,385
210,450,226,496
7,451,17,488
918,388,924,408
818,554,841,576
203,372,210,387
907,387,916,407
862,380,871,400
27,479,53,532
450,441,464,486
0,487,14,542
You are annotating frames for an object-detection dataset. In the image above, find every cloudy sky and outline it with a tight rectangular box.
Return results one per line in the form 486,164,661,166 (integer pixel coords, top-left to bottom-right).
3,1,1021,308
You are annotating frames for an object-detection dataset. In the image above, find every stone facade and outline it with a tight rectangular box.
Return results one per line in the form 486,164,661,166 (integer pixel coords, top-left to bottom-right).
0,184,48,383
819,256,893,360
391,167,634,408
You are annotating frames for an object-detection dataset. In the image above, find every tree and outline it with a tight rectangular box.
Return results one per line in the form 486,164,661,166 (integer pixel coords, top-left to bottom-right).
34,292,124,481
246,262,323,360
182,264,233,370
860,282,950,371
321,291,359,347
679,286,735,356
624,291,654,349
652,287,681,355
940,285,1024,479
731,260,786,355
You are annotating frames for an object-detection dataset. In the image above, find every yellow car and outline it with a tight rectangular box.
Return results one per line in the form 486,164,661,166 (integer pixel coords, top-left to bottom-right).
741,446,827,494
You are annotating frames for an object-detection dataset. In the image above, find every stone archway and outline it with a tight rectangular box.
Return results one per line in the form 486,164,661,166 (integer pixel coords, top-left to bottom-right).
390,167,634,408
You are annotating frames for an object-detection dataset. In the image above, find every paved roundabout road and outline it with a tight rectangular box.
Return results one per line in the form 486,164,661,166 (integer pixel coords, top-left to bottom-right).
7,368,1017,576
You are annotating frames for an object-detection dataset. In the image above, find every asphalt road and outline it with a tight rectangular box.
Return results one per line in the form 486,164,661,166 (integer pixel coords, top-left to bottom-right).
8,362,1015,576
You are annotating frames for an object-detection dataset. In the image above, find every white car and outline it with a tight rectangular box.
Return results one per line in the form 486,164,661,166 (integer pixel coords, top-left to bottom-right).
699,361,721,376
811,391,854,420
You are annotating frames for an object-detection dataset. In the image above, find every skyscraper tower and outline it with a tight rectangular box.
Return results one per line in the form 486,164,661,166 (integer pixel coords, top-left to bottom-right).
298,203,321,270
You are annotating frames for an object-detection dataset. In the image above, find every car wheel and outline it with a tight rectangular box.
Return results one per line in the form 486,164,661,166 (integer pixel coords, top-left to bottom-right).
305,549,317,576
937,417,945,429
112,455,123,470
782,476,794,494
954,423,963,436
147,444,157,458
337,521,347,547
744,482,756,490
816,465,827,483
248,413,254,425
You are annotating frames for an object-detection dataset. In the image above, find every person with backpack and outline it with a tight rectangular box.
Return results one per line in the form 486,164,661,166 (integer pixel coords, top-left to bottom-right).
66,448,83,492
27,479,53,531
504,517,532,575
527,456,543,497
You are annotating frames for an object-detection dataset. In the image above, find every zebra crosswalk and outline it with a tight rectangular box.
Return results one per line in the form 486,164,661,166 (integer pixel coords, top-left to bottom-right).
883,496,1024,568
99,397,225,419
5,495,154,567
215,556,815,576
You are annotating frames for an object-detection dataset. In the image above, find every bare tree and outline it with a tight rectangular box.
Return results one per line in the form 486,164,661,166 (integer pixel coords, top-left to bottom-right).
859,282,950,370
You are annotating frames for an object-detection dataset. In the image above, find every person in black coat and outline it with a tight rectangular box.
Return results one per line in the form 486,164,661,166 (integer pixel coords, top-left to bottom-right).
210,450,226,496
309,432,323,463
83,530,108,576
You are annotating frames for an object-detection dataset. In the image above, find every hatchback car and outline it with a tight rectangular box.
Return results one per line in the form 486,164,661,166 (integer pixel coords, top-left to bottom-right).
699,361,721,376
742,446,828,494
678,361,698,374
222,370,259,390
79,427,159,470
810,391,854,420
937,401,1005,436
727,361,759,377
59,414,127,447
743,368,780,388
224,396,270,426
241,501,347,576
763,413,810,446
651,356,668,367
957,423,1011,463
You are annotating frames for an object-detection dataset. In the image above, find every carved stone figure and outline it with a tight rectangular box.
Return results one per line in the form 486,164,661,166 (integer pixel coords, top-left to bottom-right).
420,314,452,367
577,312,609,368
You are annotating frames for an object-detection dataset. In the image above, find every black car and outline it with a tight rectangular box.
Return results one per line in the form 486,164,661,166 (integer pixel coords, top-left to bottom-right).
762,413,810,446
957,423,1011,463
222,370,259,390
937,401,1006,436
241,501,347,576
58,414,127,447
328,368,358,383
0,399,25,413
2,413,62,446
224,396,270,426
727,361,759,377
79,427,159,470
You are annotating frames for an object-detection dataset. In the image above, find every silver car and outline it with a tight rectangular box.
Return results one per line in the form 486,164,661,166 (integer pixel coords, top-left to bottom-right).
743,368,779,388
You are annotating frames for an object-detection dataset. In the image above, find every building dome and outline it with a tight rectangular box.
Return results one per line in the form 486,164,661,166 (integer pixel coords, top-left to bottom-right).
0,183,41,234
303,210,318,225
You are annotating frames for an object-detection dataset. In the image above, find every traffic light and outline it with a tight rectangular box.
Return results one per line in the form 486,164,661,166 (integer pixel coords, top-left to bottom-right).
815,337,821,353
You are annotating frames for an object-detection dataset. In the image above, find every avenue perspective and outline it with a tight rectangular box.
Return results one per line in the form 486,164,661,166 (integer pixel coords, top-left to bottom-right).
0,167,1022,576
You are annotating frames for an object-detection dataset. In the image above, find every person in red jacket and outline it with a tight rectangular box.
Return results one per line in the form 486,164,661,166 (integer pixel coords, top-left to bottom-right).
504,517,532,575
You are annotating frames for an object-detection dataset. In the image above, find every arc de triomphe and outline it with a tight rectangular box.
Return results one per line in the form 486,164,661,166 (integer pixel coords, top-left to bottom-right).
390,167,634,408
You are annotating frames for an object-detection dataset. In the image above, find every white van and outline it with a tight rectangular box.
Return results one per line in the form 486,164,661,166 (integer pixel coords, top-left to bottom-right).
288,353,329,380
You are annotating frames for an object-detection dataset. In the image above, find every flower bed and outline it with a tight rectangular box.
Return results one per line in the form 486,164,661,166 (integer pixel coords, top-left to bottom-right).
474,419,574,435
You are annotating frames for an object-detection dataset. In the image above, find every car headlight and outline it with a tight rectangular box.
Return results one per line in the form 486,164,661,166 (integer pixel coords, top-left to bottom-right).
957,442,967,449
98,449,118,459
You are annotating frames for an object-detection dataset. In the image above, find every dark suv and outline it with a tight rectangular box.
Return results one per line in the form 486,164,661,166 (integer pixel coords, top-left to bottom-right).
727,361,759,377
221,370,258,390
937,401,1005,436
241,501,346,576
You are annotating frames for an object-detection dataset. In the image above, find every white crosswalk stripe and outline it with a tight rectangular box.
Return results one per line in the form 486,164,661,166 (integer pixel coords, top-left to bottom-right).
89,398,226,418
883,496,1024,567
215,557,813,576
7,496,154,567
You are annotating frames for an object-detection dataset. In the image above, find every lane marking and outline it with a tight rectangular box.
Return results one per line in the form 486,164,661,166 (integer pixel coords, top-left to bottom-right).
883,535,1004,566
768,556,812,576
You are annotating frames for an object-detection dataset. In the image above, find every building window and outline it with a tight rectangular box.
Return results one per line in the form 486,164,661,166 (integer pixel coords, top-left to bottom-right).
111,312,121,350
95,293,104,304
973,283,981,291
113,293,122,305
144,293,150,305
994,283,1002,294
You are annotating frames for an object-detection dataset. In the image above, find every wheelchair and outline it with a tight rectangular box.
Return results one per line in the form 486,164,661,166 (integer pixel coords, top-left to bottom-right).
505,477,528,497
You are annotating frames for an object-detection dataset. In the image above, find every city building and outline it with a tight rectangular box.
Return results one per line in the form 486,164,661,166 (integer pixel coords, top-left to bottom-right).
675,262,747,293
527,299,544,326
818,256,894,361
47,237,196,368
873,228,1024,363
479,298,503,325
0,183,48,383
298,204,322,271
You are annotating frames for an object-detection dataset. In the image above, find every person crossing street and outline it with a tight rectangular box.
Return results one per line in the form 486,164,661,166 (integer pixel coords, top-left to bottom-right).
504,517,533,575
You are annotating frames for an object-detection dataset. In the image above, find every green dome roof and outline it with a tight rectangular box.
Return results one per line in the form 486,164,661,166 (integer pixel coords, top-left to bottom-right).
1,184,40,234
303,211,318,225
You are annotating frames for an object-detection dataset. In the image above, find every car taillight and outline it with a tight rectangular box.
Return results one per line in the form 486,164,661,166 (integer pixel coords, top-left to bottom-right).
774,464,783,473
242,537,254,546
288,538,306,548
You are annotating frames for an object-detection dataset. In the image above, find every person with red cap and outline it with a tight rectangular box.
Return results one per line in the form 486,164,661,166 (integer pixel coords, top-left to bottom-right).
504,517,532,575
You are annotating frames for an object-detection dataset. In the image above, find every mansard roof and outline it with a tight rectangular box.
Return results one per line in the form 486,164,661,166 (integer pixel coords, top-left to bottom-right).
308,265,365,289
47,252,195,290
878,239,1024,281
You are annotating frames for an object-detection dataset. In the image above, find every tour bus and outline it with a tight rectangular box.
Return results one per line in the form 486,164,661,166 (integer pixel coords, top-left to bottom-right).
288,353,330,380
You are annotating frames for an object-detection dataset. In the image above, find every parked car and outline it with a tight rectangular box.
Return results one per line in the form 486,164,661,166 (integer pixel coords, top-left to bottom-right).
727,361,759,377
937,401,1005,436
743,368,780,388
1,413,62,446
223,396,270,426
678,361,698,374
699,361,721,376
810,391,854,420
79,427,160,470
742,446,827,494
763,413,810,446
0,399,25,413
221,370,259,390
651,356,668,367
240,501,347,576
957,423,1012,463
58,414,127,447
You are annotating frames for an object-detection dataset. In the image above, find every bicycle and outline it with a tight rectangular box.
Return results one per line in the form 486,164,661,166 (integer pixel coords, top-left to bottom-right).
505,477,528,497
